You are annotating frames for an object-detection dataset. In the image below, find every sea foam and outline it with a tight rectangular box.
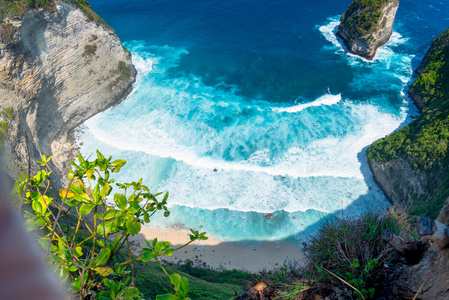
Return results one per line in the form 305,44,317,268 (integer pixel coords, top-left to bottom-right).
78,24,413,240
272,93,341,113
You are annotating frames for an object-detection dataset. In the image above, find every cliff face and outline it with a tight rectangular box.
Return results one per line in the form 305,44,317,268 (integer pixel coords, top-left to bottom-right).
0,0,136,186
366,28,449,217
338,0,399,59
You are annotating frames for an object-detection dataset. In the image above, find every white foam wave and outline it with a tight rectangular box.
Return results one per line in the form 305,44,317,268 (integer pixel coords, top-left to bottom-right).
79,42,403,216
318,16,409,64
272,94,341,113
84,97,404,181
318,17,342,49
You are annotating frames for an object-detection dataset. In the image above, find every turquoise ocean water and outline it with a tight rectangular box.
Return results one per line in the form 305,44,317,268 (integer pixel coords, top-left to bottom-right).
79,0,449,242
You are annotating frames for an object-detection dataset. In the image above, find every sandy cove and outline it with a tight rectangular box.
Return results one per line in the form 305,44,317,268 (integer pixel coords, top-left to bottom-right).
130,226,306,273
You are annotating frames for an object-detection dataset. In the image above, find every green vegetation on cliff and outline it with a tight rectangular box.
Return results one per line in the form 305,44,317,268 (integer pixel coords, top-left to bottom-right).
0,0,56,20
366,28,449,217
367,28,449,166
340,0,391,41
0,0,106,25
239,210,415,299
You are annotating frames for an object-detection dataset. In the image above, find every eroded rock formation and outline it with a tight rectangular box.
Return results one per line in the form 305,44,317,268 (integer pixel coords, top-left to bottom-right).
0,0,136,186
338,0,399,59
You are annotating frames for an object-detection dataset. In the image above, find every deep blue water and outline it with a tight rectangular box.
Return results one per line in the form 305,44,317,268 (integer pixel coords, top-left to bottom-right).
79,0,449,242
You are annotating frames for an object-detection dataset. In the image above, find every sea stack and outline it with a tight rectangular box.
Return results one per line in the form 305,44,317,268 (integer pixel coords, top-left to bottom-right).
338,0,399,59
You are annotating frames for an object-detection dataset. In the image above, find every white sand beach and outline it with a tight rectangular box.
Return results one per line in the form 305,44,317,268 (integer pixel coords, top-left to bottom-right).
131,226,306,273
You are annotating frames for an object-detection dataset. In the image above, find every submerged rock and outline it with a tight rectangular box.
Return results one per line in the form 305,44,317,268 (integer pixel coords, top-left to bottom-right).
338,0,399,59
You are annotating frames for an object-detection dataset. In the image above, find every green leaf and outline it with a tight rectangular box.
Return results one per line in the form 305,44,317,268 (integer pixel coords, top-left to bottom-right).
36,217,47,227
123,287,139,298
156,295,179,300
114,193,127,211
93,267,114,277
97,220,114,235
170,273,182,289
96,150,105,161
25,218,38,231
111,159,127,172
160,241,171,250
129,200,140,213
75,246,83,257
68,265,78,272
93,248,111,267
32,201,42,214
164,249,174,257
59,188,75,198
92,185,101,204
79,203,95,215
86,169,95,180
126,220,141,235
162,192,169,203
103,278,114,289
141,249,157,262
100,183,111,199
144,213,150,223
102,209,119,220
70,276,82,292
180,277,189,296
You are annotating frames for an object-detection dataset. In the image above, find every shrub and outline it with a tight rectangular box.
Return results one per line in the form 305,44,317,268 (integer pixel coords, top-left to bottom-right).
82,43,97,57
13,151,208,299
247,209,415,299
305,209,414,299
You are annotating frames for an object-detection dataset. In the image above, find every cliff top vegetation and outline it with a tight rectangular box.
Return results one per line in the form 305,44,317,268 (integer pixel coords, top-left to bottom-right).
366,28,449,168
366,28,449,217
0,0,107,25
340,0,396,41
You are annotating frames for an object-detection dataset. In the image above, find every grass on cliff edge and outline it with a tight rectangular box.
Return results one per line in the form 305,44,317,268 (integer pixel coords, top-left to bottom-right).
0,0,107,26
238,209,415,300
0,0,56,20
135,261,247,300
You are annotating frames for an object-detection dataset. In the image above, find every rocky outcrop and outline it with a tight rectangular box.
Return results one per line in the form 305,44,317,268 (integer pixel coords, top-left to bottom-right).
338,0,399,59
366,28,449,216
0,0,136,187
367,157,429,209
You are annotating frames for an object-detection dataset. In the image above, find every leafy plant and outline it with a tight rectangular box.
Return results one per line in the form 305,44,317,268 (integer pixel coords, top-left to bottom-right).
305,209,414,298
343,259,378,299
14,151,207,299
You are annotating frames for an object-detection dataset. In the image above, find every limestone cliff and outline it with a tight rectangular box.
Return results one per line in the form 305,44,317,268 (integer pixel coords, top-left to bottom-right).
366,28,449,217
338,0,399,59
0,0,136,187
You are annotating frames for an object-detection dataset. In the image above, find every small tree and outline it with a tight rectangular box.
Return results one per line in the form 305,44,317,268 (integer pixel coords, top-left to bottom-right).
14,151,207,299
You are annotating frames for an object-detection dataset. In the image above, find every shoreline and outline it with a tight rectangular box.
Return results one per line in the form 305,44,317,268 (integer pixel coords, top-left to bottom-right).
131,226,307,273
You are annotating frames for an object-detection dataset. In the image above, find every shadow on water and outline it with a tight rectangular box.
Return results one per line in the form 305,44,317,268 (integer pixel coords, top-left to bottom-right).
129,80,429,272
129,145,394,273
